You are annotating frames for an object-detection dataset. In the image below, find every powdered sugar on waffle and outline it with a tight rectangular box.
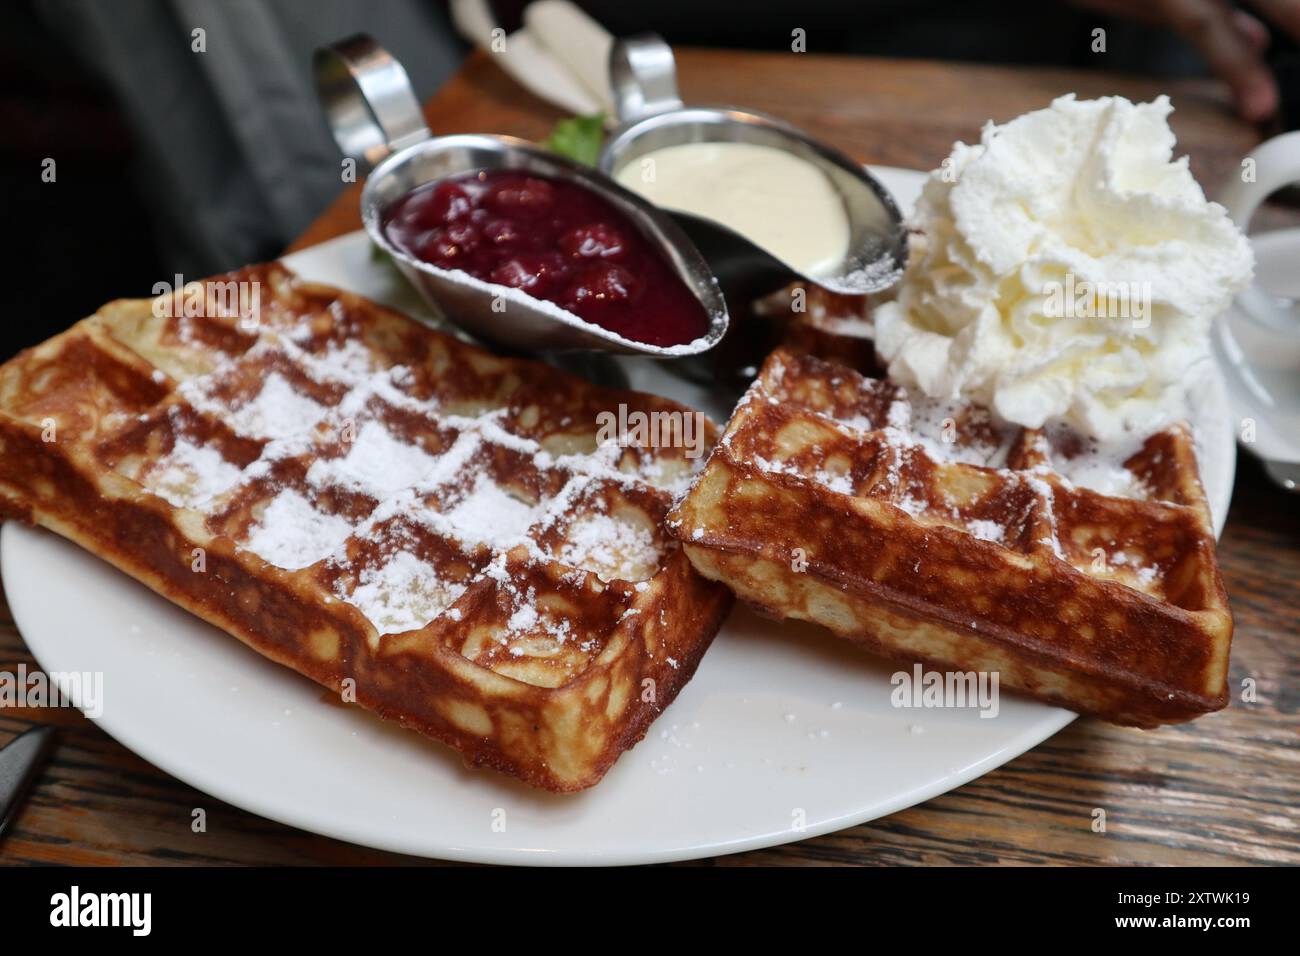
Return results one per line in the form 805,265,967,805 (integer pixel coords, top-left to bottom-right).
275,333,667,496
753,453,855,497
1039,422,1149,498
444,475,540,546
146,437,243,509
1024,475,1066,559
773,354,1154,499
176,340,329,442
557,511,661,582
718,380,858,497
306,419,439,495
787,360,1156,501
731,354,1168,560
904,395,1018,468
227,372,328,440
480,553,578,648
245,488,354,570
1109,551,1161,590
151,320,684,638
345,549,467,635
966,519,1006,544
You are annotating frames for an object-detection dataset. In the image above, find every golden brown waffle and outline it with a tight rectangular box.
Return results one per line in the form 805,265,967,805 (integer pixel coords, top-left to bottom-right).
667,348,1232,726
0,262,731,791
754,283,879,371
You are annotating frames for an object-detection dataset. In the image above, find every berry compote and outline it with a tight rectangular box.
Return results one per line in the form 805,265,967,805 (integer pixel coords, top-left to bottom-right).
382,170,710,347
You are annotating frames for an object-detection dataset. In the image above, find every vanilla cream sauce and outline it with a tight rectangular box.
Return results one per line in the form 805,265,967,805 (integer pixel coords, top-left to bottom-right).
615,141,850,278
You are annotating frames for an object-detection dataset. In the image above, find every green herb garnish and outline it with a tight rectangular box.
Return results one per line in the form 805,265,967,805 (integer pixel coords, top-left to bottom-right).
542,113,606,166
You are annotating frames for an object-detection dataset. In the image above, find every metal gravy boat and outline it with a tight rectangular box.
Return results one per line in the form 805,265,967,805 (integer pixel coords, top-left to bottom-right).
313,35,729,358
598,34,908,304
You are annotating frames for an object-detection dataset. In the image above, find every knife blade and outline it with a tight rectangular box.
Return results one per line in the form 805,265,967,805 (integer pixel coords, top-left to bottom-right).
0,726,58,840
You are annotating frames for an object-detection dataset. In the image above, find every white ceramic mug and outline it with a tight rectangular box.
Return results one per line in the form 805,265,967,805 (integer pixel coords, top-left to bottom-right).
1215,131,1300,471
1217,131,1300,334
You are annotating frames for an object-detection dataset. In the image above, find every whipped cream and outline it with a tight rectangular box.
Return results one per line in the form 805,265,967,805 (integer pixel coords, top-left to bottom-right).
874,94,1253,441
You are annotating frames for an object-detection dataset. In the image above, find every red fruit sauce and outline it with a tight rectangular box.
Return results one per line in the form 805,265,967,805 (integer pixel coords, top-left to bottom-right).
381,170,710,347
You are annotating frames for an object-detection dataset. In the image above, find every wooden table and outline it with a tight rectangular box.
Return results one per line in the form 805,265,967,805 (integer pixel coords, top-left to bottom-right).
3,49,1298,866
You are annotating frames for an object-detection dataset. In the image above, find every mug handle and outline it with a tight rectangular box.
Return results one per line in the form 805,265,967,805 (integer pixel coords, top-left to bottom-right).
1218,131,1300,227
1218,131,1300,334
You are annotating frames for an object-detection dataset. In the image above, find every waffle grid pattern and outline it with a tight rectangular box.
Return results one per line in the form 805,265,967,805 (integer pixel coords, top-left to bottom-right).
0,263,731,790
668,348,1232,726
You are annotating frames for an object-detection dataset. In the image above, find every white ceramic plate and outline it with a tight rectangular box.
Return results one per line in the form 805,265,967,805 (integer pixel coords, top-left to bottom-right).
2,168,1235,865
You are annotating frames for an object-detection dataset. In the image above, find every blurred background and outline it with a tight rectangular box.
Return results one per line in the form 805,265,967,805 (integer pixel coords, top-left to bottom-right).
3,0,1299,358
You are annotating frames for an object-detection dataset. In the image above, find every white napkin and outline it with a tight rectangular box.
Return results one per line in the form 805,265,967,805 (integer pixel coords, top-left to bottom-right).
449,0,614,118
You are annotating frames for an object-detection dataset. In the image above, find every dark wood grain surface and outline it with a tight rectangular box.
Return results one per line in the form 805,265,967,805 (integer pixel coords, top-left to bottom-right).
3,49,1298,866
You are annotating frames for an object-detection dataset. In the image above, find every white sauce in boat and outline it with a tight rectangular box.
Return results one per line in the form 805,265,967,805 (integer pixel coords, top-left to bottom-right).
615,141,850,278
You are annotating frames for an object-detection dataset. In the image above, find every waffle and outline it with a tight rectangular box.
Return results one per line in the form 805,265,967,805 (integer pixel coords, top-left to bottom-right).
0,262,731,791
755,282,878,370
756,282,875,335
667,347,1232,727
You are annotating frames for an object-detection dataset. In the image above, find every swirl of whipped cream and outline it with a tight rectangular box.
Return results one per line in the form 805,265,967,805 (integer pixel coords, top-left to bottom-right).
874,94,1253,442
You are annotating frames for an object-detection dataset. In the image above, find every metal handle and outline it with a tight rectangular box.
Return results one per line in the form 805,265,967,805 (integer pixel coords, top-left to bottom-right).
609,34,683,124
313,35,430,172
